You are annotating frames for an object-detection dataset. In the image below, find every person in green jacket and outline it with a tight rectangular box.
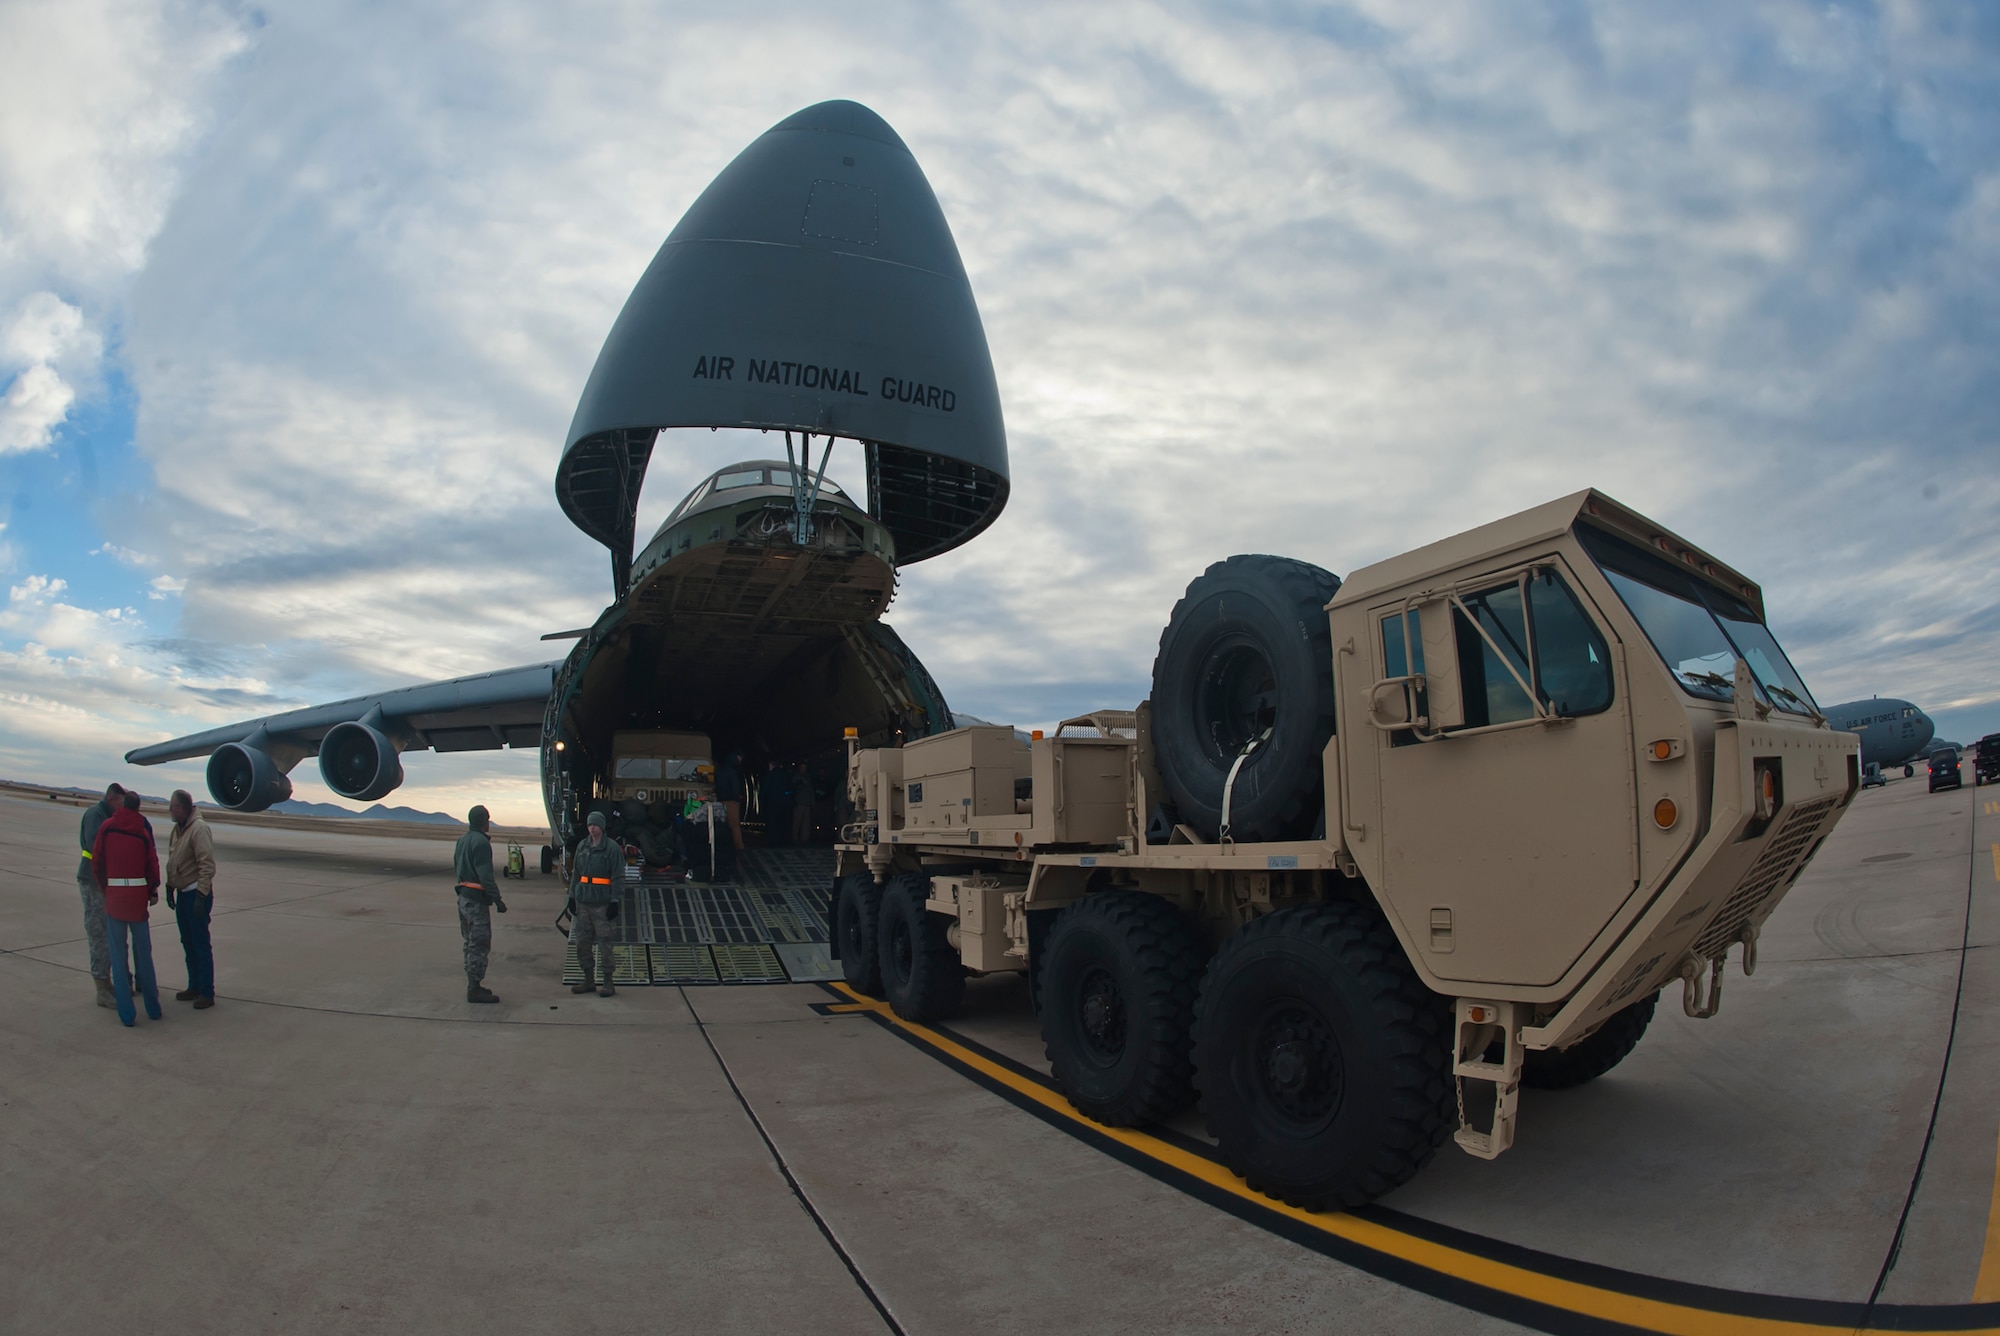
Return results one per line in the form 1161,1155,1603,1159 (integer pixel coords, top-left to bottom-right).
570,810,623,997
452,805,508,1003
76,783,125,1008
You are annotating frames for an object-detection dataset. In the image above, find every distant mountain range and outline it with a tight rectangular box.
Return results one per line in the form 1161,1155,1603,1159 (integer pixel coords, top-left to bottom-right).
270,800,460,825
9,781,458,826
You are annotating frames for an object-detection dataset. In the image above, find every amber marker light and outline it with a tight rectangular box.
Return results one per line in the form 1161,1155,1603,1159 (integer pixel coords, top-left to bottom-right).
1465,1004,1496,1024
1653,740,1672,761
843,727,858,738
1031,729,1045,740
1654,798,1679,829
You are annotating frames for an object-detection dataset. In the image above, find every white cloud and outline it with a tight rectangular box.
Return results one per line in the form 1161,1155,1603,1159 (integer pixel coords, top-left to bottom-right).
0,0,246,454
0,0,247,288
0,293,101,452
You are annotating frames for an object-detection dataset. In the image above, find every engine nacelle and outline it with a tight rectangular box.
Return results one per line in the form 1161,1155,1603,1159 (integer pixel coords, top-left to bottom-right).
207,743,294,812
318,718,405,802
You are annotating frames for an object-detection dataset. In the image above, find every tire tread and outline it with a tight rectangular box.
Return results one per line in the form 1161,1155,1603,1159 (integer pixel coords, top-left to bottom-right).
1041,891,1206,1126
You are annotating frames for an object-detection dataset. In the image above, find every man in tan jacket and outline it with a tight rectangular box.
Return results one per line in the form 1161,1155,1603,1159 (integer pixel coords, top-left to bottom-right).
165,790,218,1009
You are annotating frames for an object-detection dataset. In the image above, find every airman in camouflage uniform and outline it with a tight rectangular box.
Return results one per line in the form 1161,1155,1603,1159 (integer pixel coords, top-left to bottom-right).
77,783,125,1008
453,805,507,1003
570,810,624,997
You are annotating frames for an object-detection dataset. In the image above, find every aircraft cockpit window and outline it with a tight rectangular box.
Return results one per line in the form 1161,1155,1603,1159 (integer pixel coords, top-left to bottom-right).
714,469,766,491
662,481,713,525
1576,524,1817,715
768,468,854,505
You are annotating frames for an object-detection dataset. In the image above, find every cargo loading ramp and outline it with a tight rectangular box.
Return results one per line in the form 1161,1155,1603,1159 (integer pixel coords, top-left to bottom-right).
560,846,839,987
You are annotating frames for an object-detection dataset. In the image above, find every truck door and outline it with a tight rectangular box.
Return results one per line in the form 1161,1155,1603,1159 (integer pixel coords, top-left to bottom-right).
1361,558,1637,988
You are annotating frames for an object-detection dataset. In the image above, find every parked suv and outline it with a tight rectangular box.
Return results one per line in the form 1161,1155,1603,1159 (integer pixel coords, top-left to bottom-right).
1929,748,1963,793
1977,734,2000,787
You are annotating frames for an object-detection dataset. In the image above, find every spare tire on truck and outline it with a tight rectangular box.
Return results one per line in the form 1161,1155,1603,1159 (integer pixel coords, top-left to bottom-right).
1151,555,1340,843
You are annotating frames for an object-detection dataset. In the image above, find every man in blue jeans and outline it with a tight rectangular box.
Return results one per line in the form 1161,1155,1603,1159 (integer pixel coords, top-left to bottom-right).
92,789,162,1026
165,790,217,1008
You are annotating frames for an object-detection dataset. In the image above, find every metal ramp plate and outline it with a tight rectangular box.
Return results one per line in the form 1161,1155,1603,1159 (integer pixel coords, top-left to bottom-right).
772,942,840,982
653,944,720,985
713,944,789,983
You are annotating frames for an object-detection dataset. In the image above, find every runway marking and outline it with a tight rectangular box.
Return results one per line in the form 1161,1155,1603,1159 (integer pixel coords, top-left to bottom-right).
824,983,2000,1336
1977,1126,2000,1303
1990,843,1999,882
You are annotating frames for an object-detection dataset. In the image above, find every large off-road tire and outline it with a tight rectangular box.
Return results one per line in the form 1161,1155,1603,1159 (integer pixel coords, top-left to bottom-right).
1151,555,1341,842
1040,892,1206,1126
1194,902,1453,1211
877,874,965,1023
836,873,885,997
1523,994,1657,1090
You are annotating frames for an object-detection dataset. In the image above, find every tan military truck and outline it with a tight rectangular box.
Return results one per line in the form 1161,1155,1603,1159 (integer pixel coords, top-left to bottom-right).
832,489,1859,1210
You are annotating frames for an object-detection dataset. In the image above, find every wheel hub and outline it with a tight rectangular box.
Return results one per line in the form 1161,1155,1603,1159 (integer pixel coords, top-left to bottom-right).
1199,640,1278,761
1077,967,1126,1061
1254,1004,1342,1125
889,920,912,981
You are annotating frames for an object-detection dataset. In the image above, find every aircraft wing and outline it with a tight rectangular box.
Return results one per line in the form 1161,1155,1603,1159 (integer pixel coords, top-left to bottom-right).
123,662,560,812
125,662,559,765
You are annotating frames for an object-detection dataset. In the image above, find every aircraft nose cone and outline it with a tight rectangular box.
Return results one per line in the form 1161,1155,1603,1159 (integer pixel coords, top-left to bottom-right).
1917,714,1936,749
558,98,1009,590
769,99,908,149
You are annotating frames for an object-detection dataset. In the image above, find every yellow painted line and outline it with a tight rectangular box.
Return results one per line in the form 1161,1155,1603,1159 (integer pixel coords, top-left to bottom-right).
828,983,2000,1335
1976,1125,2000,1302
1991,843,1999,883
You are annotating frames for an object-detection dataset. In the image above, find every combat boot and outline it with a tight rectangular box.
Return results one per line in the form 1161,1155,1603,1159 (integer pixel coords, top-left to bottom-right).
597,982,616,997
467,983,499,1004
570,973,596,995
94,977,114,1009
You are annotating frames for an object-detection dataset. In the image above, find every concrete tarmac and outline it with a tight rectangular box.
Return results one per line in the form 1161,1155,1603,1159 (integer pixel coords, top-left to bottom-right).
2,763,1995,1334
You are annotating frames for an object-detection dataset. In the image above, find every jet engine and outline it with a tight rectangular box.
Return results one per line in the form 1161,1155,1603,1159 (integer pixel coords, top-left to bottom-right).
318,717,405,802
206,742,294,812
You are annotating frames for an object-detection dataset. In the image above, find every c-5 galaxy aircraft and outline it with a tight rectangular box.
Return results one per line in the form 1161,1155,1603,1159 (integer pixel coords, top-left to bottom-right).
1821,697,1936,774
125,100,1008,846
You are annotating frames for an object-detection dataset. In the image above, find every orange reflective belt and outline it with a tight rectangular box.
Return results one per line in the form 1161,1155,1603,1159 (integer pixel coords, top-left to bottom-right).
456,882,486,891
583,876,613,885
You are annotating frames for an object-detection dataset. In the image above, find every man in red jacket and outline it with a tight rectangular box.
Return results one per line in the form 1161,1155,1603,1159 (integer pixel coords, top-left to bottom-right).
92,790,163,1026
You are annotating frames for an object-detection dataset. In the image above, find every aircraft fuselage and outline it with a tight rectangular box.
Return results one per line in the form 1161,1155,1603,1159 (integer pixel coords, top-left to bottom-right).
1823,698,1935,770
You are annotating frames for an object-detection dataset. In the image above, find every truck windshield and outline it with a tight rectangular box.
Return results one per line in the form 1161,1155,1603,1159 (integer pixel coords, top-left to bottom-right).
1575,524,1818,716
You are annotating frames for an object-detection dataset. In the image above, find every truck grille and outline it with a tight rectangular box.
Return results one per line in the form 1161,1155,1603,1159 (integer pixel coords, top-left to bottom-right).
1690,794,1840,960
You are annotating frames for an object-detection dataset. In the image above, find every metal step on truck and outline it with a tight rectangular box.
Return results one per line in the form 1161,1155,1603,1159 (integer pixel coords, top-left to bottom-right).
832,488,1861,1210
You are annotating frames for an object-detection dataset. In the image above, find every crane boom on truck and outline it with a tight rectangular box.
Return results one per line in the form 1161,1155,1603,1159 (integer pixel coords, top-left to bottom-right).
831,488,1860,1211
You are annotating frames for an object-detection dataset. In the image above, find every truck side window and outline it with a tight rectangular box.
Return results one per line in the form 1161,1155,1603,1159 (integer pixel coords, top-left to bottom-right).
1453,586,1537,727
1527,570,1613,717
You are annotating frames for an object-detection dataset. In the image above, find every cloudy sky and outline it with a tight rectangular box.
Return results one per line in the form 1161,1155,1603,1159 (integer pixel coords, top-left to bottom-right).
2,0,1995,824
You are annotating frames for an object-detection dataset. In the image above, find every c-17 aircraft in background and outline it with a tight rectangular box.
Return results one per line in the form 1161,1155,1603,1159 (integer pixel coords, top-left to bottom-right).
1820,697,1936,775
126,100,1008,848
